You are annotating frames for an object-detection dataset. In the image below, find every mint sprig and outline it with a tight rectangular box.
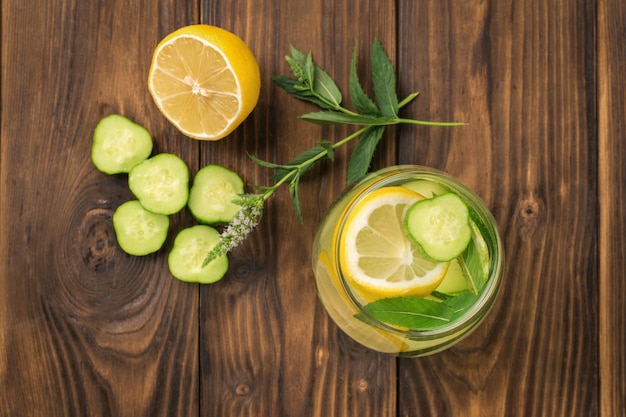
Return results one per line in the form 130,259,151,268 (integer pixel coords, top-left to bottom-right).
202,40,463,267
260,39,463,221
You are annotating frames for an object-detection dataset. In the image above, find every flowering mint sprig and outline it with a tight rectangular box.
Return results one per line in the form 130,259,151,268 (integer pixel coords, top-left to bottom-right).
202,40,463,267
202,194,264,266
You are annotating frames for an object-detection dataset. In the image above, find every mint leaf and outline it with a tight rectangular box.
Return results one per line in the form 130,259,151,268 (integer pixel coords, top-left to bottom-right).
347,125,385,184
272,75,329,109
319,140,335,160
459,217,491,293
270,145,329,182
443,291,479,320
300,111,387,126
287,46,310,81
313,66,342,109
361,296,454,329
288,175,303,223
304,51,316,85
349,42,381,116
247,153,285,169
371,39,399,118
278,47,342,111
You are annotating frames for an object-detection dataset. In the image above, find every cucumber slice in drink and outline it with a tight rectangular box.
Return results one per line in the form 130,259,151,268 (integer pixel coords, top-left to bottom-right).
402,179,448,198
434,260,470,294
91,114,153,174
128,153,189,215
168,225,228,283
404,193,472,262
113,200,169,256
188,164,244,224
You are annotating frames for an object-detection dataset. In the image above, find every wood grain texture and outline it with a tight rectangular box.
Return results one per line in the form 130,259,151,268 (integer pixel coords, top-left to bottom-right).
598,0,626,415
0,1,200,416
197,1,398,416
1,0,621,416
396,0,599,416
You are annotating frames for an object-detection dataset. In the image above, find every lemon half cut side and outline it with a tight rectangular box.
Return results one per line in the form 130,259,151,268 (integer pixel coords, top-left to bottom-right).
339,186,450,302
148,25,261,141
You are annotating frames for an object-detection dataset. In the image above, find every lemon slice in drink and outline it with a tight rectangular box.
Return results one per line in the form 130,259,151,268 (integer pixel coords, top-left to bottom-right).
339,187,450,302
148,25,261,140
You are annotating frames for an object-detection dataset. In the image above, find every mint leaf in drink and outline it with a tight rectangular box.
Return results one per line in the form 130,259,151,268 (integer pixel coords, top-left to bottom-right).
361,296,454,329
371,39,399,118
347,125,385,184
443,291,480,320
360,292,479,330
457,218,491,293
349,42,381,116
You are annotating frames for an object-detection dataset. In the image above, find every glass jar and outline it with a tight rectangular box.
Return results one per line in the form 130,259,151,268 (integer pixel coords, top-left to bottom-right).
312,165,504,356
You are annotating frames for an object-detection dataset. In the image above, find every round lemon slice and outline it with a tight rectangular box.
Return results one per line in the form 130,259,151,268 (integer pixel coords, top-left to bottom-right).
339,186,450,301
148,25,261,140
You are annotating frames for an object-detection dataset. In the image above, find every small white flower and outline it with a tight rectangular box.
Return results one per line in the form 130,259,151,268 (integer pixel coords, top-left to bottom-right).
202,194,264,267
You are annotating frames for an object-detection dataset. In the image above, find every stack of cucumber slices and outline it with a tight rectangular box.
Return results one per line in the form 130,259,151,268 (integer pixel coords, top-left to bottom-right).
92,114,244,283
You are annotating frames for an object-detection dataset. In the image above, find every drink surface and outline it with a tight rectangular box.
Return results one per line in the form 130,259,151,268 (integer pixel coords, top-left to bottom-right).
312,166,503,356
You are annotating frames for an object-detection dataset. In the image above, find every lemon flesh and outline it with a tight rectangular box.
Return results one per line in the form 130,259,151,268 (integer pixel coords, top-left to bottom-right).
339,187,450,301
148,25,261,140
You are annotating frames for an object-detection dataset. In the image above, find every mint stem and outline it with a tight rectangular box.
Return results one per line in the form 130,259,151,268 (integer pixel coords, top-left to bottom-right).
252,92,461,210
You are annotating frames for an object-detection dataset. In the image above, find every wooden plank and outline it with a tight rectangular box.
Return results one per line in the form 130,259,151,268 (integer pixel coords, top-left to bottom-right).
396,0,598,415
197,1,398,416
598,0,626,416
0,1,200,416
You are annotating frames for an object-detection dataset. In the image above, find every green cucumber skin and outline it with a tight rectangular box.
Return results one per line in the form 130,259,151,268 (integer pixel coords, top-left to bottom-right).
92,114,153,174
188,164,244,225
402,179,448,198
168,225,228,283
128,153,190,215
404,193,472,262
113,200,169,256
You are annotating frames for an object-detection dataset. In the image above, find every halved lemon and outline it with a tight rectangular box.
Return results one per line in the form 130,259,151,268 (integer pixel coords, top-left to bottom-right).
148,25,261,140
339,186,450,301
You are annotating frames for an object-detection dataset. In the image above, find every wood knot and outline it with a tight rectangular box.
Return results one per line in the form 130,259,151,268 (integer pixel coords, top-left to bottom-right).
357,379,368,392
231,259,265,281
235,383,251,396
519,198,539,219
516,194,543,237
80,207,117,273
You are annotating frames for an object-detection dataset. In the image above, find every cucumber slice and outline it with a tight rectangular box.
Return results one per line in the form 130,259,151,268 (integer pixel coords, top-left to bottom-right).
168,225,228,283
404,193,472,262
128,153,189,215
113,200,169,256
91,114,153,174
188,164,244,224
434,260,470,294
402,179,448,198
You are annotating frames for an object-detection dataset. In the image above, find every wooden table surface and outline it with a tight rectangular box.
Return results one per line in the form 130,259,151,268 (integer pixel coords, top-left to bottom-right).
1,0,624,416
